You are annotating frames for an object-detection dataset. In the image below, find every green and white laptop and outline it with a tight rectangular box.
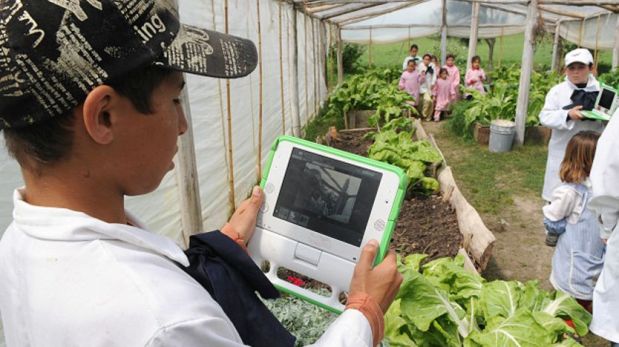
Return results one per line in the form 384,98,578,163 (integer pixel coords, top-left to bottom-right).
582,84,618,121
248,136,407,313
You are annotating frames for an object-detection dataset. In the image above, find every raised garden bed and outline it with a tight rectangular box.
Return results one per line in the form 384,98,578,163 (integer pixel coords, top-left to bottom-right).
330,128,463,262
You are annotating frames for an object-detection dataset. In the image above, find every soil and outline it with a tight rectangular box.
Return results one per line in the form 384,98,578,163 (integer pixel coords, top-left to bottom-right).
331,130,374,156
332,129,463,261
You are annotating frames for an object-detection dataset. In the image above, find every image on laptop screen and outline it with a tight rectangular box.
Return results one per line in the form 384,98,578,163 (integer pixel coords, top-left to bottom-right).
598,87,616,112
273,148,382,246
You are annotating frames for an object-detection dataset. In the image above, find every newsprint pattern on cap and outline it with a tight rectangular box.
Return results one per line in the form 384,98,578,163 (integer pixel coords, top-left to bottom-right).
0,0,258,130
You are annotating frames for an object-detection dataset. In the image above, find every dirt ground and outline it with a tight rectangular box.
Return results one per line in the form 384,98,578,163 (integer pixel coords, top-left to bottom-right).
331,129,463,261
422,121,608,347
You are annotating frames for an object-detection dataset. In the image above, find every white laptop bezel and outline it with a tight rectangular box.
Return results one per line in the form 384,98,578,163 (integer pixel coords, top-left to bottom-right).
256,140,401,263
595,85,619,117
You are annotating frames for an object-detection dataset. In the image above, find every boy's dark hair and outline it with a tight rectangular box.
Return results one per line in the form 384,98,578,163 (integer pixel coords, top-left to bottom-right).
423,53,432,60
410,44,418,51
446,53,455,60
472,55,481,63
3,65,175,170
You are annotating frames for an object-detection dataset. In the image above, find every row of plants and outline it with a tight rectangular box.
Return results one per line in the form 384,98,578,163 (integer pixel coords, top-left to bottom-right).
263,253,592,347
448,65,563,139
366,118,442,196
385,254,591,346
323,68,415,127
310,68,442,195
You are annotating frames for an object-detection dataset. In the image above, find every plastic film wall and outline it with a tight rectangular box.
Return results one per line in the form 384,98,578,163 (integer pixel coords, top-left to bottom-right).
0,1,328,343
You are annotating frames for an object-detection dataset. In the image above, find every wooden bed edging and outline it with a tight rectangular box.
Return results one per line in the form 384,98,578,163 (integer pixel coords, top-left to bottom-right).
414,119,496,272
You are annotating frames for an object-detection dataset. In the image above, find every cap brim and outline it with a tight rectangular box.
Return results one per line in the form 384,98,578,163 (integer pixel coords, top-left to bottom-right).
157,24,258,79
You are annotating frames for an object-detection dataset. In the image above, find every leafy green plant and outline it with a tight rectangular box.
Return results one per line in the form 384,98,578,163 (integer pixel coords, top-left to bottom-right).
262,291,337,346
599,69,619,89
451,66,563,138
368,130,442,195
385,254,592,347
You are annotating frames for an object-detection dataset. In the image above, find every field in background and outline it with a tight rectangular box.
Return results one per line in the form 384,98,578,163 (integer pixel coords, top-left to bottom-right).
357,33,614,72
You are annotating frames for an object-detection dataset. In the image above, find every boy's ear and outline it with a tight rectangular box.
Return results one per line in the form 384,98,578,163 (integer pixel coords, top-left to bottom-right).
81,85,117,145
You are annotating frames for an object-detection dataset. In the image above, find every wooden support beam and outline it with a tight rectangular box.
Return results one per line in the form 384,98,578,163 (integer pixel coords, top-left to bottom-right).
290,7,302,136
332,1,425,26
467,1,480,72
551,21,562,72
440,0,447,66
538,5,587,19
515,0,539,146
176,87,204,246
337,26,344,85
318,3,382,20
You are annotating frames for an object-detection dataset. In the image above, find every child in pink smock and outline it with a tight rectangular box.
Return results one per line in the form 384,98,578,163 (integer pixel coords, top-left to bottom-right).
443,53,460,102
465,55,486,97
399,59,425,106
432,68,454,122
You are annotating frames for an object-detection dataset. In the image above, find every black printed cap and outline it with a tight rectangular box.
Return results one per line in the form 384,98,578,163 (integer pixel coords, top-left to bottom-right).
0,0,258,130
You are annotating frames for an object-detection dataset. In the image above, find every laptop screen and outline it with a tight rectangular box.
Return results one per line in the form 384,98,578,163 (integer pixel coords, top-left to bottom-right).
273,148,382,247
599,87,616,110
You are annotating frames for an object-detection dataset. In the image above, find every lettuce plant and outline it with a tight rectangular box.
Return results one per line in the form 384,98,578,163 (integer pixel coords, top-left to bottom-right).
385,254,592,347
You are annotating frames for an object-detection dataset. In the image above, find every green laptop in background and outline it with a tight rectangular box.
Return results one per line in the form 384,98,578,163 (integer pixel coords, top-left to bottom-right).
582,83,618,121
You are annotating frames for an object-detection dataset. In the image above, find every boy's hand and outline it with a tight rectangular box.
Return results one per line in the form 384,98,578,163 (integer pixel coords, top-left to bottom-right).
349,240,402,313
568,105,584,121
221,186,264,244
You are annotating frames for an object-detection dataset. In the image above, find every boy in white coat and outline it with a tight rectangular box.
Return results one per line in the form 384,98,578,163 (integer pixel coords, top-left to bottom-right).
0,1,402,346
540,48,605,201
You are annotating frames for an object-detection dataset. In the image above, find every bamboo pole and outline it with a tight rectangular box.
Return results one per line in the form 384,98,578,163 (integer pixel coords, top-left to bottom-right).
256,0,263,182
171,0,203,245
467,1,480,72
514,0,539,146
224,0,236,212
579,19,584,47
211,0,231,217
278,1,286,135
290,6,302,136
304,14,309,126
313,19,319,117
440,0,447,66
323,22,328,97
594,15,601,73
551,21,561,73
337,26,344,85
614,15,619,71
499,26,504,68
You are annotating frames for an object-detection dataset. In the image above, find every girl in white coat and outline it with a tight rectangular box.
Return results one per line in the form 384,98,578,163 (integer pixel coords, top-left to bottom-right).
540,48,605,202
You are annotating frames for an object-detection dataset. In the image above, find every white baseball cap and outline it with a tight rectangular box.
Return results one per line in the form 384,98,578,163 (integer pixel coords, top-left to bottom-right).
565,48,593,67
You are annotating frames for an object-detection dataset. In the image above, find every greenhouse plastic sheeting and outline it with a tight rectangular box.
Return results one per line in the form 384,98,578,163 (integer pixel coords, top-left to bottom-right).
340,0,619,50
0,1,328,344
341,0,529,43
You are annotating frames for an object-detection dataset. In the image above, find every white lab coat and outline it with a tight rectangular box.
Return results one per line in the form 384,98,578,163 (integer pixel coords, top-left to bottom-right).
0,189,374,347
589,108,619,343
419,62,437,95
540,75,605,201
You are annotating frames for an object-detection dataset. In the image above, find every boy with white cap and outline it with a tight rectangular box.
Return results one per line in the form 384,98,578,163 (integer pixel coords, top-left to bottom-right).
540,48,605,205
0,1,401,346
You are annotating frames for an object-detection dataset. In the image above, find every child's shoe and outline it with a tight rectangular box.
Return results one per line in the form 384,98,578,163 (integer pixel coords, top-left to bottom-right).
545,233,559,247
